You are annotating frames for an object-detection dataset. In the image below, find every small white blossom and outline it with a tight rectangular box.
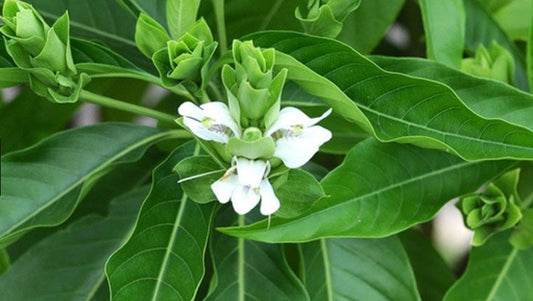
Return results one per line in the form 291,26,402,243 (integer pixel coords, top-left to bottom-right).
265,107,332,168
211,157,280,215
178,101,241,144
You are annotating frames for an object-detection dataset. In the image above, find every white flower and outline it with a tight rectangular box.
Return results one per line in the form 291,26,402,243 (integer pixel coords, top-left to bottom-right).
211,157,280,215
178,101,241,144
265,107,332,168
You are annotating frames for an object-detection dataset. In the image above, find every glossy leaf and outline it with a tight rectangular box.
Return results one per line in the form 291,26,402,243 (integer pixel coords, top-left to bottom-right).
166,0,200,39
248,31,533,161
444,232,533,301
493,0,531,41
370,56,533,132
0,123,176,245
205,208,309,301
106,143,217,301
399,230,455,301
0,187,148,301
273,169,325,219
419,0,464,68
301,237,420,301
174,155,223,204
0,88,79,153
337,0,405,54
463,0,528,90
218,138,512,242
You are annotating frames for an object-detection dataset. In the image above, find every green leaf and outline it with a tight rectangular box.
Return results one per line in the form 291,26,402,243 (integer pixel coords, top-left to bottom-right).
0,123,176,245
106,143,217,301
0,88,79,153
204,209,309,301
6,148,163,262
301,237,420,301
510,209,533,249
248,31,533,161
0,187,148,301
399,230,455,301
0,68,27,88
528,2,533,90
444,232,533,301
222,0,303,42
273,169,325,219
493,0,531,41
419,0,464,68
463,0,528,90
174,155,223,204
166,0,200,39
0,249,8,275
218,138,511,242
337,0,405,54
135,12,170,58
370,56,533,132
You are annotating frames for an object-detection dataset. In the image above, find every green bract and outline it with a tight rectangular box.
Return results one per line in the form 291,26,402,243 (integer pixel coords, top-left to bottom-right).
461,41,515,84
222,40,287,128
458,169,523,246
295,0,361,37
0,0,89,103
152,18,217,91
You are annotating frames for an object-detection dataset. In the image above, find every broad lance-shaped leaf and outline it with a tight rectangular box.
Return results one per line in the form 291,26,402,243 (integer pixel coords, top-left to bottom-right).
106,143,216,301
0,123,178,246
218,138,512,242
0,88,79,153
248,31,533,161
463,0,528,90
301,237,420,301
337,0,405,54
205,207,309,301
444,232,533,300
419,0,465,68
0,187,148,301
370,56,533,132
399,230,455,301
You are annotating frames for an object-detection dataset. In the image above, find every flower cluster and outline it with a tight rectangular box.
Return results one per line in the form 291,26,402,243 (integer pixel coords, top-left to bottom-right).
178,41,332,215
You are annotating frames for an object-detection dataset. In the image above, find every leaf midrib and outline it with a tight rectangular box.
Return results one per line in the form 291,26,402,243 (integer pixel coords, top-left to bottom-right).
486,248,518,300
1,130,170,238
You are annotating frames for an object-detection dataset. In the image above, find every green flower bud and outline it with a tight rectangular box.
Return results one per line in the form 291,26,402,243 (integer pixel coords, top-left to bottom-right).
222,40,287,128
295,0,361,38
461,41,515,84
0,0,89,103
458,169,522,246
152,18,217,91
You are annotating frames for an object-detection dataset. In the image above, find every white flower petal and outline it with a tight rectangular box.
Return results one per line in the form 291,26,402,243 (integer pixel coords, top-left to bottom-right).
265,107,309,136
265,107,332,136
211,174,239,204
300,125,333,147
201,102,242,138
259,179,280,215
274,137,320,168
236,158,268,188
231,185,260,215
183,117,229,143
178,101,205,120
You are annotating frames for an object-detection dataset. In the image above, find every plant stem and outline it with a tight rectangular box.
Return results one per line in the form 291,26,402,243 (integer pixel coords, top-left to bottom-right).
212,0,227,54
79,90,177,126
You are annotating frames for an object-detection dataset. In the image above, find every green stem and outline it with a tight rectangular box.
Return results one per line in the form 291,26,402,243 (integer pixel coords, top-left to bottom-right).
212,0,227,54
79,90,177,126
238,214,245,301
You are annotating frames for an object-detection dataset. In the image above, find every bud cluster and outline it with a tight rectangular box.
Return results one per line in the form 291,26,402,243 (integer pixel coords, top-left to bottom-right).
0,0,89,102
